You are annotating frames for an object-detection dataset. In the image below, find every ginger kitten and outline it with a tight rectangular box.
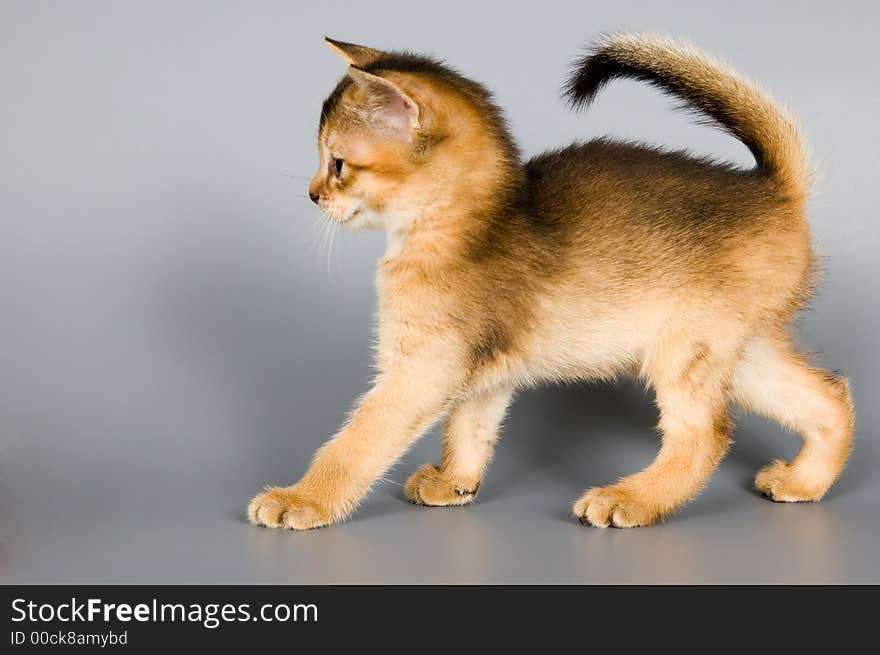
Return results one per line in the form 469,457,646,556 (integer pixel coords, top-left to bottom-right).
248,34,854,529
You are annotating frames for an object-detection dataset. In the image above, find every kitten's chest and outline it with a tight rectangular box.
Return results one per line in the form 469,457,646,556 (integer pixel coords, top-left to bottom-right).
373,264,459,370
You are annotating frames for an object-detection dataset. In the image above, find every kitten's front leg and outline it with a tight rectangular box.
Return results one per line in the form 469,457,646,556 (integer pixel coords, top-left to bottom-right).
248,353,460,530
405,385,513,506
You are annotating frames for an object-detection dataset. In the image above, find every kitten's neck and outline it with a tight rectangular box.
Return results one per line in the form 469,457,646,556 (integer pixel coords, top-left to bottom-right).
379,120,524,264
384,224,408,259
380,188,523,271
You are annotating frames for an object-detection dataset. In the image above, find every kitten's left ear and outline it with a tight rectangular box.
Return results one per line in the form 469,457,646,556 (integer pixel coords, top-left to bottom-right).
347,66,420,140
324,37,384,67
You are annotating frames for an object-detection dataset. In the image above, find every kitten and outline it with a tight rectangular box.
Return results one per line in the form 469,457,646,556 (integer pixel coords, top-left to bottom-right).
248,34,854,529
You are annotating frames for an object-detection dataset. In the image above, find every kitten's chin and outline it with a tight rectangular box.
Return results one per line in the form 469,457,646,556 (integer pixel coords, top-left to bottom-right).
341,206,384,229
328,206,406,231
320,206,369,228
340,206,364,224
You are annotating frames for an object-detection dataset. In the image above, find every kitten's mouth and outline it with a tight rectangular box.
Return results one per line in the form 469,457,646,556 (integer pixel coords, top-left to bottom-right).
339,207,363,224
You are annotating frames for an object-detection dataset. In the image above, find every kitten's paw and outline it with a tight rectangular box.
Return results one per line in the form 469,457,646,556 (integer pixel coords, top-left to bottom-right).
573,485,663,528
754,459,827,502
404,464,480,507
247,486,331,530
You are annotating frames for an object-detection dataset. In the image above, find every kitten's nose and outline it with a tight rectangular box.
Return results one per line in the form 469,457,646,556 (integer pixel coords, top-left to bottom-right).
308,190,320,204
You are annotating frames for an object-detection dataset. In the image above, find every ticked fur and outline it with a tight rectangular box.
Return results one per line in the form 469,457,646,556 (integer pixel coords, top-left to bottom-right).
248,34,854,530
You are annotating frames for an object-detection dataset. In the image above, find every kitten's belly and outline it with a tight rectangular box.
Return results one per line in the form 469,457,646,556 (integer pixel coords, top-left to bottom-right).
473,297,658,392
522,294,663,381
522,313,649,383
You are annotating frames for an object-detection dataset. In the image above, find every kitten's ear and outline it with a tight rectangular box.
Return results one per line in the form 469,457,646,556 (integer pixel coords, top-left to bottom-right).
324,37,384,67
347,66,420,140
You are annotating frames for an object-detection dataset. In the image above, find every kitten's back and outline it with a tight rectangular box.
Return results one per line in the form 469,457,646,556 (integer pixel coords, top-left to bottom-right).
524,139,785,248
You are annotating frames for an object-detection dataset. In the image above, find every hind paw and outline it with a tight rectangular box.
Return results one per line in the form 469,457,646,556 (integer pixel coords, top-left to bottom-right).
404,464,480,507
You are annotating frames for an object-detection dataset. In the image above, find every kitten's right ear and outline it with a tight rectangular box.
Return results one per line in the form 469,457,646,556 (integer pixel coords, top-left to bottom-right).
324,37,384,67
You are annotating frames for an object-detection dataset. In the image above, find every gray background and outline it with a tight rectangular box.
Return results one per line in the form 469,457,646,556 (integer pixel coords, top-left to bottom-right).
1,0,878,584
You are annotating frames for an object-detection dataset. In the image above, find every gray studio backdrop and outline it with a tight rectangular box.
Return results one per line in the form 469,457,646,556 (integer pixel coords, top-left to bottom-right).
1,1,878,583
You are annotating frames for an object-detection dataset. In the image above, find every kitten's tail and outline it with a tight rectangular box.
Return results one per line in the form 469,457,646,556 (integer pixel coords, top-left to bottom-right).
563,34,810,198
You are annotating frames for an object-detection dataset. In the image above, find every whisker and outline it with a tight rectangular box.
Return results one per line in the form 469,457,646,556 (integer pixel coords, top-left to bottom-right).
318,216,332,270
334,219,343,270
306,214,328,266
327,220,338,274
306,215,327,251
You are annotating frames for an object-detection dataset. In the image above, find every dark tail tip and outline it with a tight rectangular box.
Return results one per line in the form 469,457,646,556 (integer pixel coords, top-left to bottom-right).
563,47,632,111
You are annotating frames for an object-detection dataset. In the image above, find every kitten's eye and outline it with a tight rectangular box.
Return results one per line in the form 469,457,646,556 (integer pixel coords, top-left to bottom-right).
334,158,344,175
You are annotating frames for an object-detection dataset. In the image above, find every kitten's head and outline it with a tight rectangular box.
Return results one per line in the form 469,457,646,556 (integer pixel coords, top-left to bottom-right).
309,38,519,231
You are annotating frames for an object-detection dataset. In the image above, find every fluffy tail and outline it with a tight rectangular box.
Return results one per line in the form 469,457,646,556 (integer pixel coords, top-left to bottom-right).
564,34,810,198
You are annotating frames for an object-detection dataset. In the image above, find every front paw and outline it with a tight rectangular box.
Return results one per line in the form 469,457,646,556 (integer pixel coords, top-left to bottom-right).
247,486,331,530
404,464,480,507
573,484,664,528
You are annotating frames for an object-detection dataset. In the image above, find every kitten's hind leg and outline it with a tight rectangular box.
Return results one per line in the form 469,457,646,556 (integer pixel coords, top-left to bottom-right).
575,339,735,528
731,334,854,502
405,385,513,507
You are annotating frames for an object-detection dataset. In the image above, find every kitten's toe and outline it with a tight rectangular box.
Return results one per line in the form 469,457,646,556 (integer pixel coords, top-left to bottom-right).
247,486,330,530
404,464,480,507
573,485,663,528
